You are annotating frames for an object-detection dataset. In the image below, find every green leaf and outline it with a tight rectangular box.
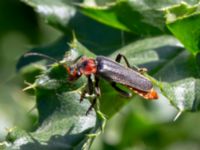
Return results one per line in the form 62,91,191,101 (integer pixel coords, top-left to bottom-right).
5,39,104,150
110,35,200,113
161,79,200,112
8,32,200,149
156,51,200,112
79,1,167,35
5,90,97,149
3,0,200,149
20,0,137,57
51,35,200,119
166,2,200,55
79,0,200,36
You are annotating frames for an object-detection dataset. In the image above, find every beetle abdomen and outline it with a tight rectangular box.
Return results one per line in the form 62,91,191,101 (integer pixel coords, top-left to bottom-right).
96,56,153,92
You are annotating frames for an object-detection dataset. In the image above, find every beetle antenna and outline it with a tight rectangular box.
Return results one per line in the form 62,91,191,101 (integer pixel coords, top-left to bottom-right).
74,55,83,62
24,52,60,64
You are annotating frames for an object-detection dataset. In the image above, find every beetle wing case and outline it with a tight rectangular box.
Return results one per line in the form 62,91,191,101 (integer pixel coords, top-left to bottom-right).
96,56,153,93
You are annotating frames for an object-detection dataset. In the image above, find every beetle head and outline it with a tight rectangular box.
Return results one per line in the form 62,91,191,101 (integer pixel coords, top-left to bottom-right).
66,65,82,81
66,56,97,81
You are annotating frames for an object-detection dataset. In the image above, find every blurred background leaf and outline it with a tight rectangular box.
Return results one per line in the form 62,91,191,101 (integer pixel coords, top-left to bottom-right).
166,2,200,55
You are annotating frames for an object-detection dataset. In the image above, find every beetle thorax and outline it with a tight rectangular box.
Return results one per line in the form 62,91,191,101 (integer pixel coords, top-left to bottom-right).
78,58,97,75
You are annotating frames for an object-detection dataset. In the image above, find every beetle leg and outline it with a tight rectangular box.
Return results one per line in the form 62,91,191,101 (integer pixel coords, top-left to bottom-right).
115,53,147,73
80,88,87,102
111,82,132,97
95,76,101,96
137,68,148,74
115,53,131,68
87,75,94,95
80,75,94,102
86,97,97,115
86,76,101,115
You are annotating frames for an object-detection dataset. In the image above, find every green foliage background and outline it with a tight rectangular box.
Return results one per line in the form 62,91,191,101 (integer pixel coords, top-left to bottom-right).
1,0,200,149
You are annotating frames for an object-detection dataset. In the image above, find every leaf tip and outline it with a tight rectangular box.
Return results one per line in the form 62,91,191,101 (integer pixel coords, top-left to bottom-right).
22,81,36,91
173,110,183,121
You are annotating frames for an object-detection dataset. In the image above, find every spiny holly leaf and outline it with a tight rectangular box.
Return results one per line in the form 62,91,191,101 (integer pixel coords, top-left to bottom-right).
79,1,167,35
79,0,200,36
166,2,200,55
4,39,104,150
5,36,162,149
7,35,200,149
161,79,200,112
5,90,97,149
157,52,200,112
110,35,200,114
8,36,136,149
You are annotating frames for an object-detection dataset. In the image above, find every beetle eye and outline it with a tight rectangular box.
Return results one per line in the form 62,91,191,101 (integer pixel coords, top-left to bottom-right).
82,61,88,68
69,67,74,74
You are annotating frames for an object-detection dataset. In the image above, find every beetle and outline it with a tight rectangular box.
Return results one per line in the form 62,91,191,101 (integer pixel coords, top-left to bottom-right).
65,54,158,114
24,53,158,114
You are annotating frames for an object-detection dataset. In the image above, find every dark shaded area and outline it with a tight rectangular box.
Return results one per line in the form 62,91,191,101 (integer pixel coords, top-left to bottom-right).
36,89,61,125
115,2,167,35
0,0,39,43
142,45,184,73
16,36,70,71
68,11,138,55
20,126,92,150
